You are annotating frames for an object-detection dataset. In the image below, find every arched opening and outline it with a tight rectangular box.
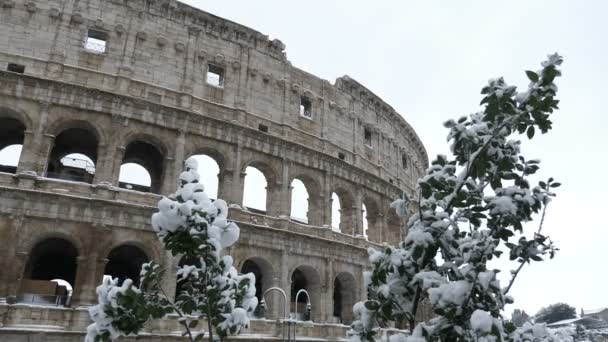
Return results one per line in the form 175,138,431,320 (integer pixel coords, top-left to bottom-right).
0,145,22,173
0,117,26,173
104,245,149,287
119,140,164,193
241,258,273,318
119,163,152,191
333,272,357,324
331,192,341,231
47,127,98,183
187,154,220,199
332,189,354,234
175,255,202,299
290,266,321,321
21,237,78,305
290,179,309,224
243,166,267,213
362,203,369,239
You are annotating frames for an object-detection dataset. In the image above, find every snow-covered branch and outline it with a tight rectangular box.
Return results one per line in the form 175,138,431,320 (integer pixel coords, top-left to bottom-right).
348,54,565,342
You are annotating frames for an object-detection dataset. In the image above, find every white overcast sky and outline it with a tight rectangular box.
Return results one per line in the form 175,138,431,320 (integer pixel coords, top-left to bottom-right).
178,0,608,317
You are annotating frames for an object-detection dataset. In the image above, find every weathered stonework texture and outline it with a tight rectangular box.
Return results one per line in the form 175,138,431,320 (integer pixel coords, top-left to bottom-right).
0,0,428,339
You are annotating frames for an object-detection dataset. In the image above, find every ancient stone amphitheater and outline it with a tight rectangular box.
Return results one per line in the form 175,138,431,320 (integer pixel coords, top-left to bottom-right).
0,0,428,340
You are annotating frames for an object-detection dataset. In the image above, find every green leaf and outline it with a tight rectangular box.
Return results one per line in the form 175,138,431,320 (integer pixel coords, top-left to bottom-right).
525,70,539,82
527,126,535,139
550,182,561,188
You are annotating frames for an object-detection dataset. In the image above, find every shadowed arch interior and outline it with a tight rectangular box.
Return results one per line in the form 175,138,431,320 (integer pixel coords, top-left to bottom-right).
23,237,79,287
333,272,357,324
0,117,26,173
241,258,273,317
46,127,99,183
104,245,149,287
119,140,164,193
290,265,321,321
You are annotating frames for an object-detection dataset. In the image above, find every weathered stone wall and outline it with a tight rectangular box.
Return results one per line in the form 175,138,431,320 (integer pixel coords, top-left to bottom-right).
0,0,428,338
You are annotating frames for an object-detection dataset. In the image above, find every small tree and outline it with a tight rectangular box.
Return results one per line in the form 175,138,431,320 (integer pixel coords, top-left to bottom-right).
348,54,567,341
85,157,257,342
535,303,577,324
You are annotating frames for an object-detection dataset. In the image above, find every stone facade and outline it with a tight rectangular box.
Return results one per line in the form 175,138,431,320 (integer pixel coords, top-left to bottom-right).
0,0,428,339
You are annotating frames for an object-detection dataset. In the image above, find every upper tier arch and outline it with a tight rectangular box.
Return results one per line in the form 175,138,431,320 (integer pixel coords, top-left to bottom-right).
0,0,427,190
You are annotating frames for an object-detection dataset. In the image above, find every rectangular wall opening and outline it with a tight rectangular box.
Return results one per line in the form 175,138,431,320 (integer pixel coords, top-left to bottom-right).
84,29,108,53
7,63,25,73
207,64,225,88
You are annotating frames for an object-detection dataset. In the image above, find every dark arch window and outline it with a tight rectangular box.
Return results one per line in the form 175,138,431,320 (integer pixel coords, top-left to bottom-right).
104,245,149,287
241,260,264,317
291,269,308,304
0,117,26,174
22,237,78,306
119,141,164,193
46,127,98,183
333,273,356,324
290,266,321,321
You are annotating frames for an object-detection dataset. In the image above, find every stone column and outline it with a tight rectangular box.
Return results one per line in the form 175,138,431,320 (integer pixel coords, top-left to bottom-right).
92,143,111,184
5,251,28,301
274,160,291,218
71,256,93,306
37,134,55,176
280,250,290,319
231,144,244,206
217,169,234,202
161,131,186,195
322,174,332,227
352,192,364,236
110,146,126,186
368,213,385,244
161,252,177,302
325,259,334,322
16,131,37,174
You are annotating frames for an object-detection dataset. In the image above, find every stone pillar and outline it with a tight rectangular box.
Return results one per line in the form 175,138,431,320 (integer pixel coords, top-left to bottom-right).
5,251,28,300
110,146,126,186
353,191,364,236
161,252,177,302
322,174,332,227
231,145,244,206
16,131,37,174
159,156,175,195
37,134,55,176
217,169,234,203
71,256,93,306
265,182,283,217
280,250,290,319
275,160,291,218
92,143,111,184
325,259,334,323
368,214,385,244
161,131,186,195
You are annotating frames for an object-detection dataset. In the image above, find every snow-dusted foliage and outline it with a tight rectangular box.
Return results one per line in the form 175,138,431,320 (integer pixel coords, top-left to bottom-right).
348,54,566,342
86,157,257,342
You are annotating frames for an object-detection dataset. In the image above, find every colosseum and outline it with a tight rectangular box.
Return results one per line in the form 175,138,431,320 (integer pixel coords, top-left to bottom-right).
0,0,428,340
